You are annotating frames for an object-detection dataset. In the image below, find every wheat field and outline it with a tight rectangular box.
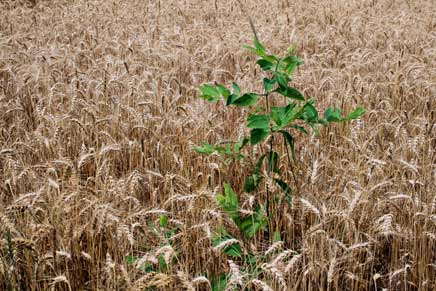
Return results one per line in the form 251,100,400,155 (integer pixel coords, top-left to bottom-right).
0,0,435,290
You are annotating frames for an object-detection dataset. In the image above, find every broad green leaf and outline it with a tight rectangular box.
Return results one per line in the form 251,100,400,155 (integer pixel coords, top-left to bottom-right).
199,84,221,102
247,114,270,129
263,77,276,92
240,207,267,239
344,107,366,120
216,183,240,224
276,86,304,101
256,59,274,71
280,130,296,162
325,107,342,122
250,128,270,145
232,93,259,107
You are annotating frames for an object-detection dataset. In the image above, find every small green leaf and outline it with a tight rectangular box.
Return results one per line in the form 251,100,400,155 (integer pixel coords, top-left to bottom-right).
263,78,276,92
300,101,318,123
216,84,230,99
226,94,238,106
274,72,289,88
345,107,366,121
243,45,257,53
232,93,259,107
276,86,304,101
256,59,274,71
325,107,342,122
159,215,168,228
281,56,303,76
250,128,270,145
285,62,298,76
223,183,239,219
245,37,267,57
264,54,279,63
282,55,304,65
194,142,216,154
271,104,299,130
125,255,137,265
247,114,270,129
244,174,261,193
198,84,221,102
254,37,266,53
232,82,241,96
158,255,168,272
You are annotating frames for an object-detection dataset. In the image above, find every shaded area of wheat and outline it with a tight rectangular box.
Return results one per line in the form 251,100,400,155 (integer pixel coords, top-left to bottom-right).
0,0,435,290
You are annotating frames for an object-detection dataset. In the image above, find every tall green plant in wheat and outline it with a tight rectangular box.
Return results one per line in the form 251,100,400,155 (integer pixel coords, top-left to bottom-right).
195,35,365,243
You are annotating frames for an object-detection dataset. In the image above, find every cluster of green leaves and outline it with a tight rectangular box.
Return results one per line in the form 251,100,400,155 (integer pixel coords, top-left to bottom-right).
216,183,268,241
197,35,365,201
